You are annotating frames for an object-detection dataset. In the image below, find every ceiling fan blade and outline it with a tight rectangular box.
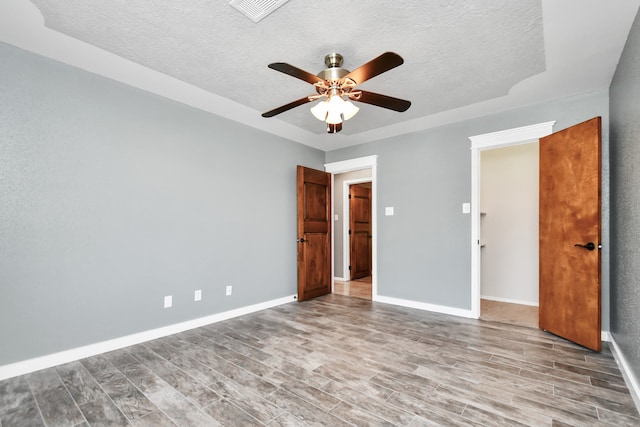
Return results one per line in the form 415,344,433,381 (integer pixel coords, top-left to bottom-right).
262,96,313,118
343,52,404,85
268,63,324,85
353,90,411,112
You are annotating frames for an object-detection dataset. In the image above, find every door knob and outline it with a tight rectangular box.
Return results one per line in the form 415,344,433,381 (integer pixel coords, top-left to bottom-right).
297,238,307,243
574,242,596,251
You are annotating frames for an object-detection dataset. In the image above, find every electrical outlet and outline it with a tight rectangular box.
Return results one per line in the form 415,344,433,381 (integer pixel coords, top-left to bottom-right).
194,290,202,301
164,295,172,308
226,285,232,296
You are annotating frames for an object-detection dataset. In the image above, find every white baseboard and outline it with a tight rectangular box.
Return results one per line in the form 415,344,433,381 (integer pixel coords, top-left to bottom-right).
374,296,613,348
0,294,297,381
481,295,539,307
609,335,640,415
333,276,347,282
374,295,475,318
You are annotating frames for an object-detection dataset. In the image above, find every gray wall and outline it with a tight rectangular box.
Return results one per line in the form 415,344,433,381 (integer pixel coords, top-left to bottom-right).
0,43,324,365
609,9,640,392
326,90,610,317
0,36,620,368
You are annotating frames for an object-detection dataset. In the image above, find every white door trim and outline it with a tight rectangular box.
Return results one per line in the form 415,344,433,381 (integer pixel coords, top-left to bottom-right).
325,155,378,300
468,122,555,318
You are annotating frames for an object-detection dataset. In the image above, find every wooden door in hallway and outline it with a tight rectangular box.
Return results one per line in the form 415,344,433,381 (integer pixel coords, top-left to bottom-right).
349,184,372,280
539,117,601,351
297,165,332,301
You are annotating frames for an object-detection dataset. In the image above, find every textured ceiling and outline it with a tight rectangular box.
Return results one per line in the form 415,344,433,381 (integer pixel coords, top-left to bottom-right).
1,0,640,150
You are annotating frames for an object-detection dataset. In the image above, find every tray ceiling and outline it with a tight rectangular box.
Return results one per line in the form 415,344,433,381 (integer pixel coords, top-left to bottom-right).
1,0,639,150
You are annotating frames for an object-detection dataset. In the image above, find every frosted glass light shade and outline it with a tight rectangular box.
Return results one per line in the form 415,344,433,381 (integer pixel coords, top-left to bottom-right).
325,95,342,123
342,100,359,121
310,101,329,121
326,109,343,124
310,95,359,125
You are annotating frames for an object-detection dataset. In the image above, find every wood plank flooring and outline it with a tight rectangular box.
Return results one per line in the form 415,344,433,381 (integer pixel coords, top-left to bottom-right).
334,276,372,300
481,299,539,329
1,294,638,426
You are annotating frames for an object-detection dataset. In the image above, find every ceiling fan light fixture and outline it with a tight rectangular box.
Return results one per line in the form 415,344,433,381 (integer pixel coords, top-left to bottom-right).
313,95,359,125
342,100,359,121
325,107,343,125
327,93,344,108
310,100,329,121
262,52,410,134
327,123,342,133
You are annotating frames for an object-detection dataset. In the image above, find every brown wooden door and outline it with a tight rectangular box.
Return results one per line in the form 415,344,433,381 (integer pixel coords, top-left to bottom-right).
297,165,332,301
349,184,372,280
539,117,601,351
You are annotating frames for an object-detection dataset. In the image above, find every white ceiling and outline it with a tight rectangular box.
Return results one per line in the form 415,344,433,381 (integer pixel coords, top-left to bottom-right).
1,0,639,151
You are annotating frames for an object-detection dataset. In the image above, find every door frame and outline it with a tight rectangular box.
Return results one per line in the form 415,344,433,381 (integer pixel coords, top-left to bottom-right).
342,178,372,280
325,155,378,300
469,122,555,318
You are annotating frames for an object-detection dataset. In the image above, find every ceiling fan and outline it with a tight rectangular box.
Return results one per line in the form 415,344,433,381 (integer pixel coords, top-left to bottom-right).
261,52,411,133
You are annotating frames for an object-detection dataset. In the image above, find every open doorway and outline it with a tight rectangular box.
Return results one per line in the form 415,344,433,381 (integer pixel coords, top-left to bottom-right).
480,143,539,328
469,122,556,324
334,181,372,300
325,156,378,301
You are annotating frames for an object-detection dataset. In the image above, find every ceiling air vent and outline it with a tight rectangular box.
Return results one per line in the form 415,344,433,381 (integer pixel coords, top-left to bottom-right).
229,0,291,23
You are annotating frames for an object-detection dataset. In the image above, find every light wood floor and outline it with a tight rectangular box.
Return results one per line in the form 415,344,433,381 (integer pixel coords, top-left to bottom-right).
335,281,540,331
481,299,539,329
334,276,372,300
334,284,539,330
1,294,638,426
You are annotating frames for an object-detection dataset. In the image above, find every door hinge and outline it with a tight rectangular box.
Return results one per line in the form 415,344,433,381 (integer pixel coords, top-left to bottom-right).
348,194,352,199
349,229,352,235
349,265,351,270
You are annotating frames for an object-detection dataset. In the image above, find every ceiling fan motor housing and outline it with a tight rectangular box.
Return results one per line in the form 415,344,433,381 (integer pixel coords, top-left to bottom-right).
316,53,349,81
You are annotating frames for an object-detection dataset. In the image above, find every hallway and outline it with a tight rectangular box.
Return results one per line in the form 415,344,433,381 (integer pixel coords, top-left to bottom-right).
333,276,372,300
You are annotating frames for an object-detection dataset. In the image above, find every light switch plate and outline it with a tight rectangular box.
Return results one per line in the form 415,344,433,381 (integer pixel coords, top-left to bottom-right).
164,295,172,308
385,207,394,216
462,202,471,214
194,290,202,301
